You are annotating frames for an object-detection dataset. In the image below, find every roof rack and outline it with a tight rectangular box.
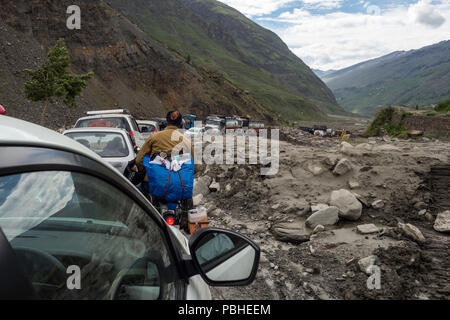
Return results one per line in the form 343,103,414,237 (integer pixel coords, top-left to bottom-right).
86,109,131,116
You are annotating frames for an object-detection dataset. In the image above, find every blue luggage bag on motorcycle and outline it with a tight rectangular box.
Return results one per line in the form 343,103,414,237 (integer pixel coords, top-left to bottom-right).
143,154,195,210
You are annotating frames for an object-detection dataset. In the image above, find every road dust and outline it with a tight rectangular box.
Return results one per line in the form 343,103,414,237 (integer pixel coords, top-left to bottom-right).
193,122,450,300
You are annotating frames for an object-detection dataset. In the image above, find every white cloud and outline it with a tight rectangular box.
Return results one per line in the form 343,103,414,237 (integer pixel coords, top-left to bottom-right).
219,0,344,17
300,0,344,10
219,0,295,17
408,0,446,28
258,1,450,70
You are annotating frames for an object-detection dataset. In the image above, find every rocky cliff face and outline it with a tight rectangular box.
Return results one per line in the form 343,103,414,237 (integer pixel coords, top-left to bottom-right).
0,0,271,128
105,0,344,120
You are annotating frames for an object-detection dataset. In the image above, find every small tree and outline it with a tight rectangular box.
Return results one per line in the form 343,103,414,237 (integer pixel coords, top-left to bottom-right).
24,38,93,125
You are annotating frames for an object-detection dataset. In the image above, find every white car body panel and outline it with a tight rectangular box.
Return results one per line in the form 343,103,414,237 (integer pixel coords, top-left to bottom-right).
0,116,212,300
206,246,255,281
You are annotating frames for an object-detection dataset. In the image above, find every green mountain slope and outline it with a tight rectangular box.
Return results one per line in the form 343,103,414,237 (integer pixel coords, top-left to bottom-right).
0,0,273,128
321,41,450,116
105,0,344,120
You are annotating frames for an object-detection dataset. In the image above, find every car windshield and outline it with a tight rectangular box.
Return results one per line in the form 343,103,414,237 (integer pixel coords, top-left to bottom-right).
65,132,129,157
75,117,131,132
0,171,177,300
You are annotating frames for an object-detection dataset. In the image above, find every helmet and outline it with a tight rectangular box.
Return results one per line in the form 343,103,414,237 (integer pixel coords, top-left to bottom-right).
0,105,5,115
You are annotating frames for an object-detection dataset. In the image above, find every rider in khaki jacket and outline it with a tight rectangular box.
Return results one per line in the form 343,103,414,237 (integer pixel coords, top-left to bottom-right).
136,110,199,179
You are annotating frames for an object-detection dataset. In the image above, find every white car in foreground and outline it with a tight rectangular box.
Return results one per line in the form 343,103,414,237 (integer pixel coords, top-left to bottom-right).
0,116,260,300
63,127,136,174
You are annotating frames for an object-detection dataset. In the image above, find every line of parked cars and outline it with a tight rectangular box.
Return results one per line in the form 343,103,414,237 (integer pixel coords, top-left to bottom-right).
0,109,261,300
64,110,265,177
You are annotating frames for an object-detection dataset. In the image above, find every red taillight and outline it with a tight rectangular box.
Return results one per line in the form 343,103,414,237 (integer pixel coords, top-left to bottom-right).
166,217,175,226
130,131,134,137
153,128,157,133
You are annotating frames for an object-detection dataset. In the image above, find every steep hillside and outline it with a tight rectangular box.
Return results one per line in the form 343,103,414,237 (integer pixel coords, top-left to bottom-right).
320,41,450,116
105,0,344,120
0,0,273,128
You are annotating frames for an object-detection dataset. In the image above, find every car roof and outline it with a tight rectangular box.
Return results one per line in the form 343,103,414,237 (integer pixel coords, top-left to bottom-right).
63,127,129,134
76,114,134,121
0,116,106,163
137,120,158,125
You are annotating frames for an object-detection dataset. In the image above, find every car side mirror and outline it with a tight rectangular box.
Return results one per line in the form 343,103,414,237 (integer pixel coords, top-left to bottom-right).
188,228,260,286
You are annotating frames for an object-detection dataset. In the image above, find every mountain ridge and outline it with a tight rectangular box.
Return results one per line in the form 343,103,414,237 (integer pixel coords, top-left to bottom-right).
317,40,450,116
105,0,345,119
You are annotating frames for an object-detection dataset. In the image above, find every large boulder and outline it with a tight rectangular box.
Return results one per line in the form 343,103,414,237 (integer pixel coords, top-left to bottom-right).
434,211,450,233
279,199,311,216
306,206,340,229
341,142,360,157
322,156,338,168
311,203,329,213
355,143,373,151
333,158,353,176
193,176,212,196
272,221,312,243
330,189,362,221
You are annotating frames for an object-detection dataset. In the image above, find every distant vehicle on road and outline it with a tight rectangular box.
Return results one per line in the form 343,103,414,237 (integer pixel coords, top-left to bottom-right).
300,127,314,134
74,109,146,148
63,127,136,174
137,120,159,142
0,115,260,300
224,117,240,130
182,114,197,130
249,120,264,132
205,116,225,131
151,117,168,131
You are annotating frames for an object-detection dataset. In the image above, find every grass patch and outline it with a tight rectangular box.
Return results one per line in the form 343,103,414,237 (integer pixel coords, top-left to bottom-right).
435,99,450,112
364,107,408,137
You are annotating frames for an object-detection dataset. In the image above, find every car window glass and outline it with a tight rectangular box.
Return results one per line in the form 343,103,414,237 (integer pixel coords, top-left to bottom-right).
0,171,179,300
130,118,139,132
76,117,131,132
65,132,129,157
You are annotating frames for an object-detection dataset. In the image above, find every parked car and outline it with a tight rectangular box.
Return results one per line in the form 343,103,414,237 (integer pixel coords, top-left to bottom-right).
249,120,264,132
74,109,146,148
182,114,197,130
205,116,225,132
151,118,168,131
63,127,136,174
0,116,260,300
136,120,159,142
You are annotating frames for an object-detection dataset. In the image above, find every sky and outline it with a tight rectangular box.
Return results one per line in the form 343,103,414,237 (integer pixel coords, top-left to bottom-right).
219,0,450,70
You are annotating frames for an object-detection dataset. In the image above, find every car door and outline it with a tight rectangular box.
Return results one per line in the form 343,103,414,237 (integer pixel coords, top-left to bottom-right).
0,146,188,300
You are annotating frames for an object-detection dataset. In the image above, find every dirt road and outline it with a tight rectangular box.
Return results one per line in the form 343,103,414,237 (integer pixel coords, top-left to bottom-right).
193,125,450,300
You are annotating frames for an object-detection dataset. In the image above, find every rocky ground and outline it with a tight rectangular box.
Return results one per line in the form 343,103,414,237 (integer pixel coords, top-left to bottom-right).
192,124,450,300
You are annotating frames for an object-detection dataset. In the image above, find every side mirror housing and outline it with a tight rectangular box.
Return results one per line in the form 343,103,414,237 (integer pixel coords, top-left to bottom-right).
188,227,260,287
